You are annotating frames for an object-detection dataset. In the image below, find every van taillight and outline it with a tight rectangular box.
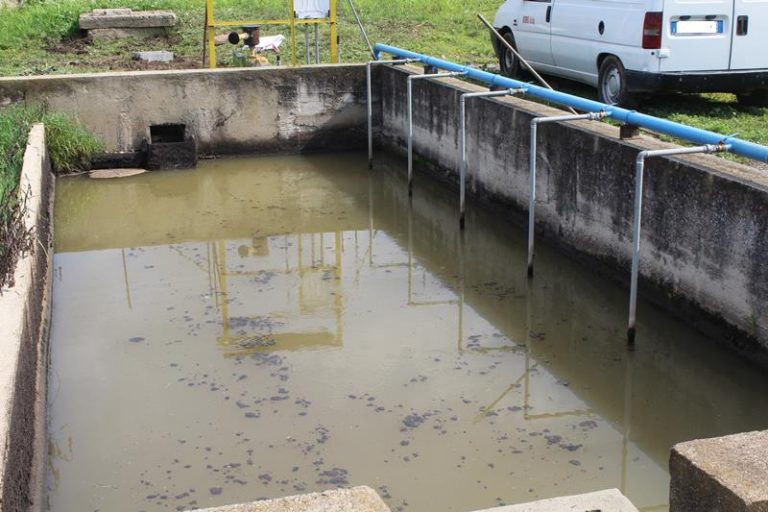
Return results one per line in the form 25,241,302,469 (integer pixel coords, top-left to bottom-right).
642,12,663,49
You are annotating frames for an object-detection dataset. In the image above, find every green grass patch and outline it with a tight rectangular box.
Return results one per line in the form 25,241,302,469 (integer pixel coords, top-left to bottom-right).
0,103,102,287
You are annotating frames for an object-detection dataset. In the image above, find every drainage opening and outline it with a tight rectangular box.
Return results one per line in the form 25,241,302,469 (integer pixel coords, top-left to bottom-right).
150,123,186,144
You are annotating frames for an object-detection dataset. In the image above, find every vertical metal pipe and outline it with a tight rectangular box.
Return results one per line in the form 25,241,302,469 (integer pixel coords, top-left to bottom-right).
626,144,727,344
304,25,310,65
366,59,416,170
627,153,646,345
459,94,467,228
314,24,320,64
367,62,373,169
457,88,522,229
407,75,414,196
528,120,538,277
527,112,607,277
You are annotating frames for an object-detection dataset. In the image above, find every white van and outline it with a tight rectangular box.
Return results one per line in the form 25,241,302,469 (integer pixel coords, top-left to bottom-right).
492,0,768,107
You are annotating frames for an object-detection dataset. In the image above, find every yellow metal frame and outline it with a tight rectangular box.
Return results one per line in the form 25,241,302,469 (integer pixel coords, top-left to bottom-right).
206,0,338,68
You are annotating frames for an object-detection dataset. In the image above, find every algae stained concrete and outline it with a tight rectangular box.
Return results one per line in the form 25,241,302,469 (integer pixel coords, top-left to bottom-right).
0,66,367,156
0,125,53,512
376,64,768,361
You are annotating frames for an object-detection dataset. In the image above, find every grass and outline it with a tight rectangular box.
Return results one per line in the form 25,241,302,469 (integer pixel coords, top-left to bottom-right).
0,103,102,287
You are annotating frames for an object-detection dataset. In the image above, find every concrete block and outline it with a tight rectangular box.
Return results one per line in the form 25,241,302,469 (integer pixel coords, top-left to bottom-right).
79,9,176,29
670,430,768,512
192,486,391,512
132,50,174,63
469,489,638,512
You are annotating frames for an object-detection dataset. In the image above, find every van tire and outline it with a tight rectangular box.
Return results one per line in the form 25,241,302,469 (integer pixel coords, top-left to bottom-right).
499,32,522,78
736,90,768,108
598,56,638,108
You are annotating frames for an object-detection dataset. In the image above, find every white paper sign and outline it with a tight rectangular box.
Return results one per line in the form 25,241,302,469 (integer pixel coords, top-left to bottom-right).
295,0,330,19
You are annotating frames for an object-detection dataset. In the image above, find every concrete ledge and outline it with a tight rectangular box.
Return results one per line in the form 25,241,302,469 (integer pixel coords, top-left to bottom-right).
0,124,53,511
470,489,638,512
670,430,768,511
192,486,391,512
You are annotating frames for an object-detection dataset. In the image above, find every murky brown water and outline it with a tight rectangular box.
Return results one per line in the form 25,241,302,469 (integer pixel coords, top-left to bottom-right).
47,153,768,512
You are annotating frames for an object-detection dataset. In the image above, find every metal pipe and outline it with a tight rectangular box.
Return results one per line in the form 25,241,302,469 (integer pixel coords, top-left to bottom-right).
346,0,375,59
304,25,310,65
477,13,577,116
627,144,729,344
366,59,417,170
314,24,320,64
528,112,607,276
459,88,526,229
374,44,768,163
408,71,468,196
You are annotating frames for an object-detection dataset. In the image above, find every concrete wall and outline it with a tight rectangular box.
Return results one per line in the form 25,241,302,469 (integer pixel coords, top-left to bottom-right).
376,65,768,360
0,124,53,512
0,65,367,155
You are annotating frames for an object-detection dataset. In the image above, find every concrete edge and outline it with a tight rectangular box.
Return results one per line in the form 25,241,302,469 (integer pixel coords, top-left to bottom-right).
470,489,639,512
0,63,366,82
191,486,391,512
0,123,53,512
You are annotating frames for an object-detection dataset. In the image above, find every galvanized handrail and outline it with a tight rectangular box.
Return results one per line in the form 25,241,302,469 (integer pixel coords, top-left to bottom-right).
459,88,527,228
374,44,768,164
627,144,730,344
407,70,468,195
366,58,418,169
528,112,608,276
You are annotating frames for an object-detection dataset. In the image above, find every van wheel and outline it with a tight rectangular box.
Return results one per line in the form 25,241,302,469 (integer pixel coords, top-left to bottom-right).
736,90,768,108
499,32,522,78
598,56,638,108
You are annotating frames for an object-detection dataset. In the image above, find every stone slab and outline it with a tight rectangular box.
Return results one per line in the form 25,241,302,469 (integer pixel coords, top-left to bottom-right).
470,489,638,512
192,486,391,512
670,430,768,512
79,9,176,29
88,27,170,40
132,50,174,63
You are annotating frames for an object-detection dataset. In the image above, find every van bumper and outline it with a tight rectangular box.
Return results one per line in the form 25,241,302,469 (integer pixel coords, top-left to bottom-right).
626,70,768,93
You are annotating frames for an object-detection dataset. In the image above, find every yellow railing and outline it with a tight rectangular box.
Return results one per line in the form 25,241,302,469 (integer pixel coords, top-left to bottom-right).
205,0,338,68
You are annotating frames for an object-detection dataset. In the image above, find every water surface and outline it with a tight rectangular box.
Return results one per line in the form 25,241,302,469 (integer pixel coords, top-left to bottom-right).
47,153,768,512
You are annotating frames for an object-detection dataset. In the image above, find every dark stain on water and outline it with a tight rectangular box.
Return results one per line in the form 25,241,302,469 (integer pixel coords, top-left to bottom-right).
46,153,768,512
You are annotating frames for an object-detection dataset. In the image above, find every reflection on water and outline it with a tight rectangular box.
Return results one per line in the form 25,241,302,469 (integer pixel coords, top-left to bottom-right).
47,153,768,512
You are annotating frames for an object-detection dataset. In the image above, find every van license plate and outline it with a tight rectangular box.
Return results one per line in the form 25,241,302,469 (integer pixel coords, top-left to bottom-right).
672,20,723,34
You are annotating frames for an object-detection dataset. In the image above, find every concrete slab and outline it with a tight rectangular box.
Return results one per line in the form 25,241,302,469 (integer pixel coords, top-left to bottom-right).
670,430,768,511
191,486,391,512
79,9,176,29
132,50,174,63
470,489,638,512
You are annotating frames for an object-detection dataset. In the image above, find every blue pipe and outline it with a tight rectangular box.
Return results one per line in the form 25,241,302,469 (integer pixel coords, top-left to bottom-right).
373,43,768,163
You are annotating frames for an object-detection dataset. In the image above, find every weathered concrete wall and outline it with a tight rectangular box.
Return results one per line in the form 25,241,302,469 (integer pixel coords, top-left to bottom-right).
377,64,768,360
0,65,367,155
0,124,53,512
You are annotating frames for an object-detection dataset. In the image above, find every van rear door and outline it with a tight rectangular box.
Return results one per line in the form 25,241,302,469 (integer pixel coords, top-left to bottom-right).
660,0,732,72
730,0,768,69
